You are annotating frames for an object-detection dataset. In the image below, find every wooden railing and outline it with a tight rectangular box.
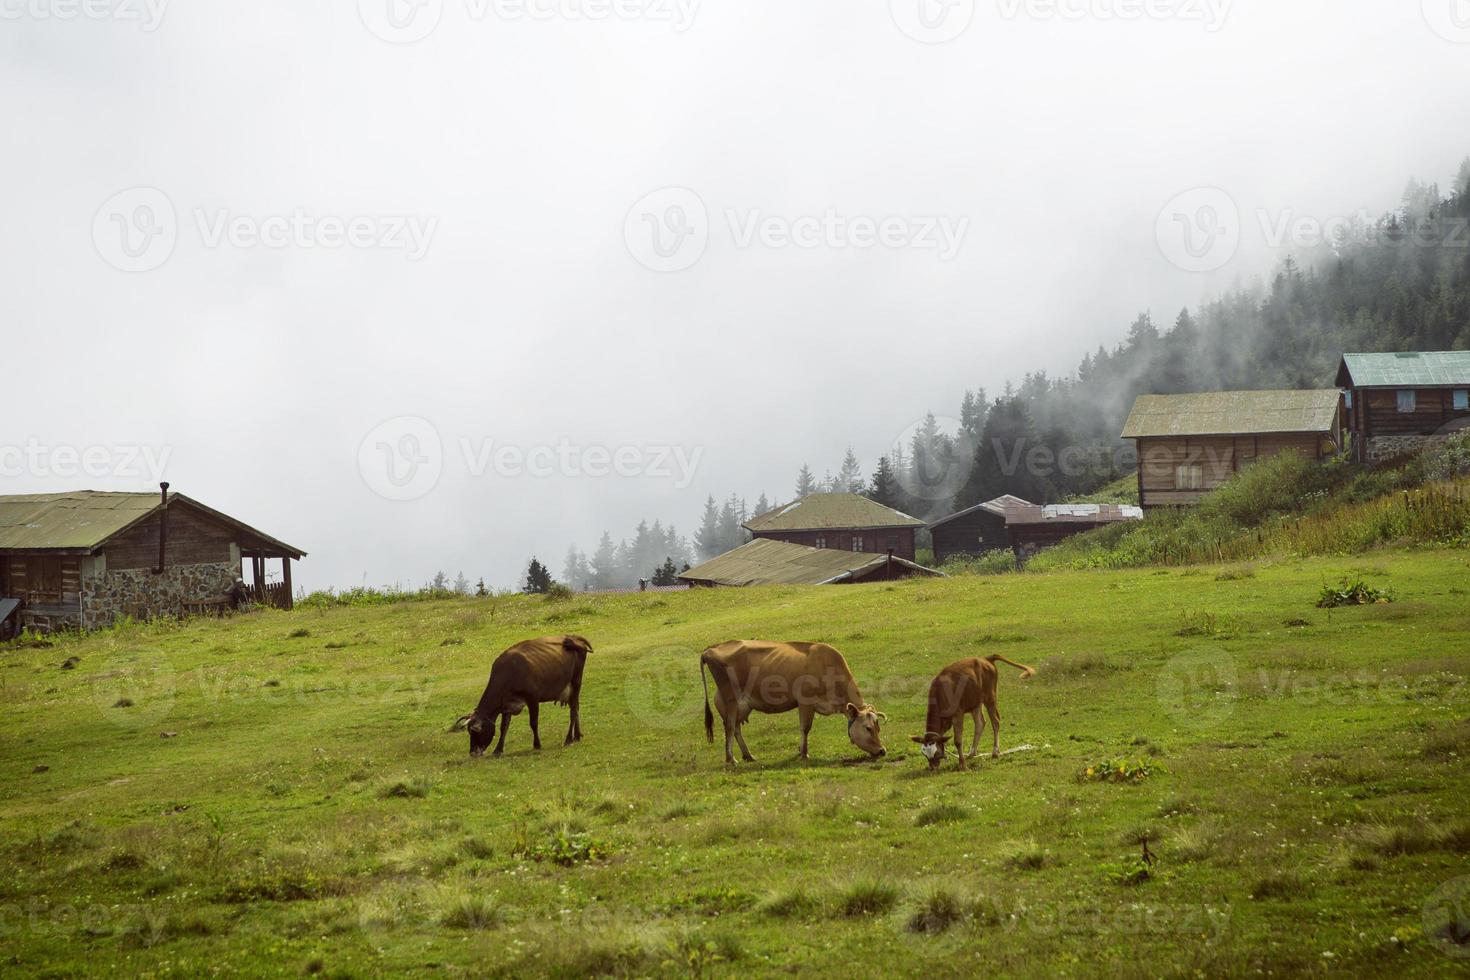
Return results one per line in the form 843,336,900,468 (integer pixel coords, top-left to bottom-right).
244,581,293,610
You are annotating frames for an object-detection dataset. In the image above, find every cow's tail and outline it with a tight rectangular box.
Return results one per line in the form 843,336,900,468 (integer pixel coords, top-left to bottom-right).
986,654,1036,680
700,655,714,742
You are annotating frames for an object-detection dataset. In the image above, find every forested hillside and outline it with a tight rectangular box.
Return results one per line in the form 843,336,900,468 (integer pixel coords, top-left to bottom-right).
554,162,1470,587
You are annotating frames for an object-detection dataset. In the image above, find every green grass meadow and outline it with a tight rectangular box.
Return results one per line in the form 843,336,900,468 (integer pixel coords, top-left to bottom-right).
3,551,1470,976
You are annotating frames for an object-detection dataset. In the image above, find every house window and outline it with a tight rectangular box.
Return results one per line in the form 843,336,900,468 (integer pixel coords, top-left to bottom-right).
1397,390,1417,413
851,536,864,552
814,536,827,550
1455,390,1469,412
26,557,62,598
1343,390,1353,410
1176,464,1204,491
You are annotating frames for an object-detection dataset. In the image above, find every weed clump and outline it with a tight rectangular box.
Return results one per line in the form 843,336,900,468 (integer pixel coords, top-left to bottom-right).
838,880,898,918
915,803,968,827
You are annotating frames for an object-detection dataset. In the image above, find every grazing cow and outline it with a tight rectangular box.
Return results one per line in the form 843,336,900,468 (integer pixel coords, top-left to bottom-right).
911,655,1035,770
700,640,887,764
454,635,592,757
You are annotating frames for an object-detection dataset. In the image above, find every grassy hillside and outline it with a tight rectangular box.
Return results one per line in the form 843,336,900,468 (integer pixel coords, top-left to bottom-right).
2,553,1469,977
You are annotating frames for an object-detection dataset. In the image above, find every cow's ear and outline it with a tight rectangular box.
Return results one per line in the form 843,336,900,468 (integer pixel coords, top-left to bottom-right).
563,635,593,655
450,714,473,733
468,716,486,734
844,703,860,720
909,734,925,744
937,734,951,745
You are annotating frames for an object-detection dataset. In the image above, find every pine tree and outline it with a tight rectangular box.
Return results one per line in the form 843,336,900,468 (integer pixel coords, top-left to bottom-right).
430,570,449,593
522,558,553,595
561,545,591,591
475,577,488,597
794,464,816,498
590,532,618,590
651,557,680,586
836,448,864,493
694,495,722,559
753,493,771,518
868,455,900,508
452,571,470,595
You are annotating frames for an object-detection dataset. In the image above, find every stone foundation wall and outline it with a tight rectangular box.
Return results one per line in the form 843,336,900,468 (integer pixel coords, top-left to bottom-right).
1366,434,1449,464
81,562,239,630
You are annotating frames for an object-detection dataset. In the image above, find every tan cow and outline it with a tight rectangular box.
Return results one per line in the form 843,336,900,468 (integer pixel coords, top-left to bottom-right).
700,640,887,764
911,655,1035,770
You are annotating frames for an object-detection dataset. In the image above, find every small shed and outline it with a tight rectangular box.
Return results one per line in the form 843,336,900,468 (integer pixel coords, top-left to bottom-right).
744,493,926,562
1336,351,1470,462
928,495,1033,564
678,538,942,588
0,487,305,634
1006,504,1143,559
1122,390,1345,508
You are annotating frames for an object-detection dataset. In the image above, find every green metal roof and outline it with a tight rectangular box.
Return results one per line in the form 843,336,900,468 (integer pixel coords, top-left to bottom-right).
0,491,305,557
744,492,924,532
1122,389,1342,439
1337,351,1470,388
678,538,941,587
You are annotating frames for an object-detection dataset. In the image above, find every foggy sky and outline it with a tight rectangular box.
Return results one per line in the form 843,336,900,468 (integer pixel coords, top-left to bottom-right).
3,0,1468,591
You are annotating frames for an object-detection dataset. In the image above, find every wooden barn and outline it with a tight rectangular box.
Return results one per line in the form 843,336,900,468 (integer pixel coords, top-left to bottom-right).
743,493,925,562
1006,504,1143,559
0,486,305,635
679,538,942,588
928,495,1033,564
1336,351,1470,463
1122,390,1346,509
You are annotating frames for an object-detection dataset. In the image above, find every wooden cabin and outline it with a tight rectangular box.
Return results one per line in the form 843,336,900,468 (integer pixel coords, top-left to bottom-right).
743,493,925,562
1336,351,1470,462
679,538,942,588
928,495,1032,564
0,487,305,635
1122,390,1345,508
1006,504,1143,559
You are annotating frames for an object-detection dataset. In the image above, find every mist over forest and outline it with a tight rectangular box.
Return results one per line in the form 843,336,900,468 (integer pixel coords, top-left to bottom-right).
548,161,1470,592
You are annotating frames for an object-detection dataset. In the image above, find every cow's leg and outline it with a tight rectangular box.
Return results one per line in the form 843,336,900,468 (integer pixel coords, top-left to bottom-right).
987,700,1001,759
564,693,581,746
572,693,583,742
528,700,542,750
797,705,815,759
715,695,736,764
731,707,756,763
969,708,984,760
952,715,966,770
493,711,512,756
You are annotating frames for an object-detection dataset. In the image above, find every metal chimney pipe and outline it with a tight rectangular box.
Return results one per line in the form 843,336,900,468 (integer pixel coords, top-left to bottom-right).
156,482,170,574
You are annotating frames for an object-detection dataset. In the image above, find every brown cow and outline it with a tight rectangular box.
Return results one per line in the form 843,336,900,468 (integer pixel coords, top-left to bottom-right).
911,655,1034,770
454,635,592,757
700,640,887,764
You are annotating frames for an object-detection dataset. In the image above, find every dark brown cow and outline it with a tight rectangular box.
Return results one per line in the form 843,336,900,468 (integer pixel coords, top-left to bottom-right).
700,640,887,764
911,655,1034,769
454,635,592,757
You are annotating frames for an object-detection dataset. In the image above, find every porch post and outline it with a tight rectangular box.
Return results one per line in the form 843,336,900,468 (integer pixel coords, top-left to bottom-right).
281,558,293,610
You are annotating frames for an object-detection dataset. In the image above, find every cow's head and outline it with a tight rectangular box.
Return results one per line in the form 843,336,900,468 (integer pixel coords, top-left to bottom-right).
909,732,951,770
453,713,495,757
844,702,887,758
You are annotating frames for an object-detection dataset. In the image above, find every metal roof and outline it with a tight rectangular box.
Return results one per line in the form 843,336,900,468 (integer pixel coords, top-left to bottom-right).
1121,389,1342,439
678,538,942,587
0,491,306,558
744,492,925,532
1336,351,1470,388
929,495,1034,530
1007,503,1143,526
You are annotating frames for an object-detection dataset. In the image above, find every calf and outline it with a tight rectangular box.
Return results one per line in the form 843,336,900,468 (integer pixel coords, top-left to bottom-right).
911,655,1034,770
454,635,592,757
700,640,887,764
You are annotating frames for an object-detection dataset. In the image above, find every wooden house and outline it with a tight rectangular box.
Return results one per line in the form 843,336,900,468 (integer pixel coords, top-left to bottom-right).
0,486,305,635
743,493,925,562
679,538,942,588
1122,390,1346,508
1336,351,1470,462
928,495,1032,564
1006,504,1143,559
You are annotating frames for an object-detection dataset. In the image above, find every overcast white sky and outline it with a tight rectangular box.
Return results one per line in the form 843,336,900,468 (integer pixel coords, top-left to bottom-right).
3,0,1468,591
